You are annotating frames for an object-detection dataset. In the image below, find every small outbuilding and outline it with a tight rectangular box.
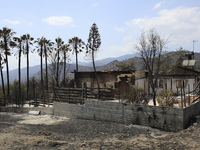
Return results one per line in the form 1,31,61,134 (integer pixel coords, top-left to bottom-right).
72,70,135,95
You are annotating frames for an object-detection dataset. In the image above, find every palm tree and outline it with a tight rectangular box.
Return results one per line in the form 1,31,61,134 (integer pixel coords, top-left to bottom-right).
0,27,16,98
23,34,34,101
43,38,54,91
13,36,25,105
55,37,64,87
68,37,85,71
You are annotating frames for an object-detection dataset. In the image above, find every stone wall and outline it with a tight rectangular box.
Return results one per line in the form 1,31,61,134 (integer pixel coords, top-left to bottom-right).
53,100,184,132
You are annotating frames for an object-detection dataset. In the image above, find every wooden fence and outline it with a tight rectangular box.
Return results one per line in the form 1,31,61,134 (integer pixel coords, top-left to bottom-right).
54,87,113,104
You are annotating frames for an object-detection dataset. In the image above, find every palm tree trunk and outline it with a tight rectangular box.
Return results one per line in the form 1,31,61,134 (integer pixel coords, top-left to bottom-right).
19,48,21,106
4,37,10,100
27,42,29,101
75,48,78,71
56,48,59,87
64,51,66,86
45,47,48,91
92,51,100,100
40,46,43,86
40,46,44,105
0,55,5,105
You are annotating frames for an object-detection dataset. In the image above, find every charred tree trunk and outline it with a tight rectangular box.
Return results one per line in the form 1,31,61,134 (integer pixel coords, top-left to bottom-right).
92,50,100,100
18,46,21,106
4,37,10,100
75,45,78,71
26,41,29,101
40,46,44,104
64,51,66,86
56,47,59,87
44,47,48,91
0,54,5,105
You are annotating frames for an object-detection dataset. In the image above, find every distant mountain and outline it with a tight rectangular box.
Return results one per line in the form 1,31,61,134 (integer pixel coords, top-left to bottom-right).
2,65,42,84
78,53,139,67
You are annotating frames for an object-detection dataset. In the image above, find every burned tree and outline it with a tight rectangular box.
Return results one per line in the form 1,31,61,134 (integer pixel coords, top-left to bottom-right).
135,28,169,106
86,23,101,100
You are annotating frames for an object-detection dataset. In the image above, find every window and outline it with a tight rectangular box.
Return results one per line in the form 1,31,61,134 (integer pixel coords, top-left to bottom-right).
176,80,184,88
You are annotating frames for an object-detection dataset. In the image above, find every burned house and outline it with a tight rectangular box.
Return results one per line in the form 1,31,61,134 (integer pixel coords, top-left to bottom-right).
72,70,135,95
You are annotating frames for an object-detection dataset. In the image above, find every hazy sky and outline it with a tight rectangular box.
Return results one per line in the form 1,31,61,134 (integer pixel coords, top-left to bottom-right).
1,0,200,70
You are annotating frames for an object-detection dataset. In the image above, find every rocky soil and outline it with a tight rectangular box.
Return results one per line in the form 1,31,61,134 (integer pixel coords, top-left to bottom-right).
0,112,200,150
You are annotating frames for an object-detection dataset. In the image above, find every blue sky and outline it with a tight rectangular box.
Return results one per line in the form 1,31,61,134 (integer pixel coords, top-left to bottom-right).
1,0,200,70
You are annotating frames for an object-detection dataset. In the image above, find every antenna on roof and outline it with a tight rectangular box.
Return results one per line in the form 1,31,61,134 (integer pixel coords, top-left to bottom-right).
193,40,199,53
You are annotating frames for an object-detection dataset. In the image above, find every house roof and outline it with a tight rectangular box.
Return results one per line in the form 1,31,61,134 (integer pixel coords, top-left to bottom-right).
174,65,200,75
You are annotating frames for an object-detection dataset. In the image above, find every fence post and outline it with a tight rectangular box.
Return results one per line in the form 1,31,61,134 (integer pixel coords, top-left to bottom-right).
183,81,186,107
99,88,100,100
53,88,56,102
82,88,84,104
68,88,70,103
181,85,183,108
188,84,190,105
85,86,87,100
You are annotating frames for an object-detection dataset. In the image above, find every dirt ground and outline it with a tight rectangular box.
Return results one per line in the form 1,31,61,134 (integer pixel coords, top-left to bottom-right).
0,112,200,150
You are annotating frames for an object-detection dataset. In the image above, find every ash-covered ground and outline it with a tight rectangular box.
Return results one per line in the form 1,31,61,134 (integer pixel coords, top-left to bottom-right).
0,112,199,150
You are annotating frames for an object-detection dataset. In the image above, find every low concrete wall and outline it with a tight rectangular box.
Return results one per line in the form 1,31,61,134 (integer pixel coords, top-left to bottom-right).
1,100,199,132
53,100,184,132
183,100,200,128
0,107,53,115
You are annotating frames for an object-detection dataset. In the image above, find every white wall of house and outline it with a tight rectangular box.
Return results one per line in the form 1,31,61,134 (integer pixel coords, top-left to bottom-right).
136,78,196,95
136,78,149,94
155,78,195,94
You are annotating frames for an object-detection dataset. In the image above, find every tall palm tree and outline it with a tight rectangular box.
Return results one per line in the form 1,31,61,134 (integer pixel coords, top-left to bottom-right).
43,38,54,91
23,34,34,101
55,37,64,87
0,27,16,98
13,36,25,105
68,37,85,71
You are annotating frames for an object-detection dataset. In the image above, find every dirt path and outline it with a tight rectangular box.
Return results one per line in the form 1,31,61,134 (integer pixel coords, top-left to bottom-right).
0,112,199,149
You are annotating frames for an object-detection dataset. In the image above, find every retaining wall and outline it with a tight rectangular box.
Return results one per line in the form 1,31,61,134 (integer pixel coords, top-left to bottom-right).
183,100,200,128
54,100,185,131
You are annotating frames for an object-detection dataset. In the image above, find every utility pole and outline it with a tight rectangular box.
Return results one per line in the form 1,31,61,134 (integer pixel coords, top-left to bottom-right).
193,40,198,59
